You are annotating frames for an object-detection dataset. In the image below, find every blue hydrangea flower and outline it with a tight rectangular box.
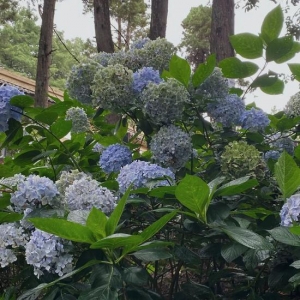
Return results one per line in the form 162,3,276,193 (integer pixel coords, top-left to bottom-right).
94,51,113,67
116,160,175,194
268,133,295,156
64,177,116,213
280,194,300,226
99,144,132,174
150,125,193,170
240,108,270,132
0,249,18,268
10,175,59,212
130,38,151,50
264,150,281,161
25,229,73,278
92,142,105,153
132,67,162,93
207,94,245,127
65,107,90,133
0,85,24,132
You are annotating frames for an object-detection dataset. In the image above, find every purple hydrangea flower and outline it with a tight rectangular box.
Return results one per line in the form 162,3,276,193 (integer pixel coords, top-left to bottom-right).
240,108,270,132
264,150,281,161
116,160,175,194
132,67,162,93
280,194,300,226
207,94,245,127
99,144,132,174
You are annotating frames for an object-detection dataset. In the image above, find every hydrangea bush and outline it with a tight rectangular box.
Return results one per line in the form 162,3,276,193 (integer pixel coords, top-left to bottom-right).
3,7,300,299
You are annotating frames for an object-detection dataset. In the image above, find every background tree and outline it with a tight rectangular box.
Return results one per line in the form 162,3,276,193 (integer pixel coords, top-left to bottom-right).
179,5,211,69
0,0,19,24
210,0,235,62
148,0,168,40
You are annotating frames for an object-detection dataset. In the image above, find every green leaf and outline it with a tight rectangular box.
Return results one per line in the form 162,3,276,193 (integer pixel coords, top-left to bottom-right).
50,119,72,139
289,63,300,81
268,227,300,246
230,33,263,59
251,74,278,88
123,267,149,286
275,41,300,63
274,152,300,198
229,87,243,97
261,5,284,44
175,175,210,222
132,248,172,262
34,111,58,126
219,57,259,79
192,54,216,88
191,134,207,147
290,260,300,269
276,116,300,131
29,218,97,244
114,116,128,140
105,187,131,236
289,225,300,236
221,242,248,263
266,36,294,62
0,212,23,224
169,54,191,87
260,78,284,95
214,177,258,197
10,95,34,109
86,207,107,238
14,150,42,166
221,226,273,250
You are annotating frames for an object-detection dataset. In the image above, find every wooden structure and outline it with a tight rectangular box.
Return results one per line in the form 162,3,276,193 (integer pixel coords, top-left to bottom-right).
0,68,64,100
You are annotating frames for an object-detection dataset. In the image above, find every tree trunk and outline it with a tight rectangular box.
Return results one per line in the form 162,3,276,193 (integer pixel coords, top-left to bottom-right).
93,0,114,53
34,0,56,108
210,0,235,62
148,0,168,40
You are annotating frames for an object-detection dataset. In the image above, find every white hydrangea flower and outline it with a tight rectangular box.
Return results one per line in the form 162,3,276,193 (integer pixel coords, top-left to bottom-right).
65,107,90,133
0,248,17,268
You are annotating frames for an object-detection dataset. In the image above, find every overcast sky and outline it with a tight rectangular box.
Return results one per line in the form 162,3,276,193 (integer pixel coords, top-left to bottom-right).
52,0,300,113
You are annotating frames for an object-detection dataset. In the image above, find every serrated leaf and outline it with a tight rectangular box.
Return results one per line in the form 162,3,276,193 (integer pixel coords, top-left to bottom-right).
268,227,300,246
219,57,259,79
261,5,284,44
192,54,216,87
221,226,273,250
221,242,248,263
266,36,294,62
169,55,191,87
175,175,210,222
230,33,263,59
29,218,97,244
274,152,300,198
275,41,300,63
10,95,34,109
260,78,284,95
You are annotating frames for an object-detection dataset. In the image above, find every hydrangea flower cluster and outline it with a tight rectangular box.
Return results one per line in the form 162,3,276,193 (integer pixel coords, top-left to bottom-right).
64,177,116,213
0,85,24,132
99,143,132,174
0,174,25,197
264,150,281,161
221,141,265,179
65,107,90,133
66,60,100,105
130,37,150,50
194,68,229,103
56,169,89,196
207,94,245,127
285,91,300,117
117,160,175,194
92,142,105,153
0,223,28,268
10,175,59,212
150,125,193,170
268,133,295,156
132,67,162,93
92,64,135,112
141,79,190,125
280,194,300,226
25,229,73,278
240,108,270,132
67,210,90,225
94,51,113,67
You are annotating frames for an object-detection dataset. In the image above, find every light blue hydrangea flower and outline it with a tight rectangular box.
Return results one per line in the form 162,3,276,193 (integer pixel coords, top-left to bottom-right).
130,38,150,50
240,108,270,132
25,229,73,278
94,51,113,67
99,144,132,174
264,150,281,161
10,175,59,212
92,142,105,153
92,64,135,112
116,160,175,194
268,133,295,156
0,85,24,132
280,194,300,226
0,249,17,268
141,78,190,125
132,67,162,93
66,60,100,105
150,125,193,170
207,94,245,127
64,177,116,213
107,50,143,72
65,107,90,133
